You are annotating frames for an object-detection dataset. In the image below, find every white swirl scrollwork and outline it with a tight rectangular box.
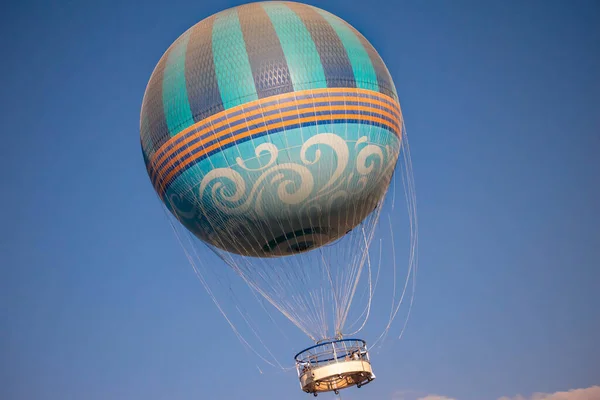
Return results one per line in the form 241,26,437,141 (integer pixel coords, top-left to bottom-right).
355,136,368,149
356,144,384,176
196,133,396,221
301,133,349,194
200,168,247,205
236,142,278,171
199,163,314,216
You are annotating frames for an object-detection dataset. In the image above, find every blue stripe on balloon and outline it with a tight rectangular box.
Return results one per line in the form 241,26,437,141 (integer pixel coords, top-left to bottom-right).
316,9,379,92
152,106,398,180
286,2,356,89
142,51,171,151
212,8,258,109
185,16,225,122
162,30,195,136
152,90,399,164
292,91,396,108
237,2,295,98
347,24,398,100
261,2,327,91
155,112,398,185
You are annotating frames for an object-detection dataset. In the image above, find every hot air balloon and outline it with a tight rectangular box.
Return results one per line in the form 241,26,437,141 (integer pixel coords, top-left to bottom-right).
140,1,417,395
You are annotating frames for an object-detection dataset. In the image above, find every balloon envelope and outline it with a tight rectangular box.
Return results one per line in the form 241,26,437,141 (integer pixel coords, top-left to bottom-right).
140,1,402,257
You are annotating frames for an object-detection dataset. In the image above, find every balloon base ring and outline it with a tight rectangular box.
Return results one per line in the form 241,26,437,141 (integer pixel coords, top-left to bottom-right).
294,339,375,395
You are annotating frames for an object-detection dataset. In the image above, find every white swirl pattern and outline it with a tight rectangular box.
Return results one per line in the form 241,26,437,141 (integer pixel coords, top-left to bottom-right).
166,132,402,255
196,133,398,220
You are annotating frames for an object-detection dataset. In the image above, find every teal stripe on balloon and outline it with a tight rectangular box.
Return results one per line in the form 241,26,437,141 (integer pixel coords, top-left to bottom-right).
212,9,258,109
162,30,194,137
261,2,327,91
317,10,379,92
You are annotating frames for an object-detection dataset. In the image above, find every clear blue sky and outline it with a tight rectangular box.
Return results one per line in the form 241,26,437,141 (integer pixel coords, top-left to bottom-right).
1,1,598,399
